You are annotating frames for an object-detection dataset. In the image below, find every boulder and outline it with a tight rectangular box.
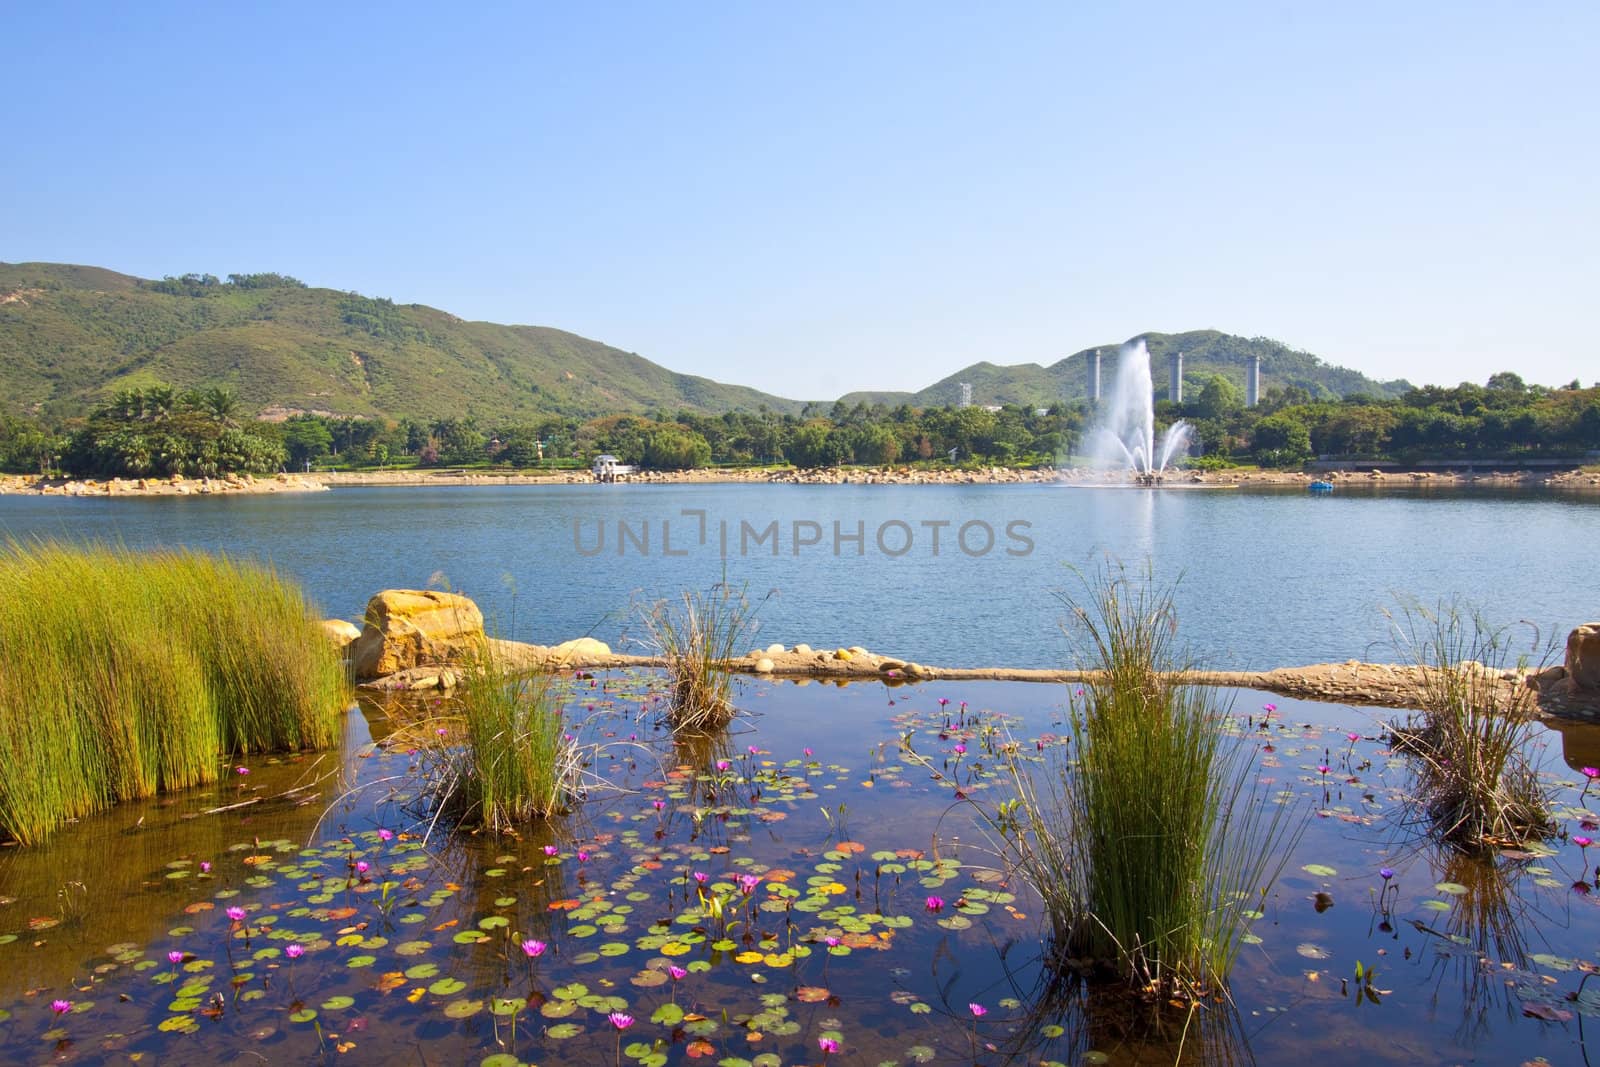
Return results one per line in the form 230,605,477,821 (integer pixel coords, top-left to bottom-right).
754,657,775,674
320,619,363,650
348,590,486,681
1567,624,1600,692
549,637,611,664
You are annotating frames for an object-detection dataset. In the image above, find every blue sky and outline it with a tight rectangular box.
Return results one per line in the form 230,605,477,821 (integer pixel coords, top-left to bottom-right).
5,2,1596,399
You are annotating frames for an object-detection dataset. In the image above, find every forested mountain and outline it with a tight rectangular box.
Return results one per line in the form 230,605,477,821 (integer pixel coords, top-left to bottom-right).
838,331,1412,408
0,263,802,421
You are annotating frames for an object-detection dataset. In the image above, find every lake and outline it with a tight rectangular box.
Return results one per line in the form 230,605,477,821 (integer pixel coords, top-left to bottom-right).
2,482,1595,669
3,677,1599,1065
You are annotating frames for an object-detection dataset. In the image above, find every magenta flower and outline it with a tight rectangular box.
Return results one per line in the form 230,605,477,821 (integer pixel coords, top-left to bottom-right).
1585,767,1600,779
715,759,732,772
608,1011,634,1030
818,1036,841,1054
667,964,687,981
1575,836,1594,848
167,950,184,964
953,743,967,755
522,938,547,958
50,999,71,1016
235,765,250,776
1347,732,1360,742
803,747,813,757
577,850,590,863
738,874,760,895
939,698,949,707
693,871,708,885
1318,764,1330,775
199,861,211,874
747,745,759,755
824,935,841,947
925,895,945,913
1262,703,1277,713
286,943,305,959
543,845,559,856
970,1002,987,1017
651,799,666,811
355,860,370,874
377,828,394,842
226,906,246,922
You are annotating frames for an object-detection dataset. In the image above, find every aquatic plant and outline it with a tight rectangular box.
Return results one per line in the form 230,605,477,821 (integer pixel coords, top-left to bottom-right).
404,646,583,832
0,540,348,845
951,566,1297,997
637,582,764,731
1386,599,1554,849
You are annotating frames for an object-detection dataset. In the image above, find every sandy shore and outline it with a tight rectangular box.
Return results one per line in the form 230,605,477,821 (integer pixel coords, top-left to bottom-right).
3,464,1594,498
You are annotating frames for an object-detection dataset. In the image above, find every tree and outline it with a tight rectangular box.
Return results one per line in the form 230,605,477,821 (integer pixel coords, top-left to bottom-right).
641,428,711,470
280,417,334,468
1251,413,1312,467
1194,375,1242,420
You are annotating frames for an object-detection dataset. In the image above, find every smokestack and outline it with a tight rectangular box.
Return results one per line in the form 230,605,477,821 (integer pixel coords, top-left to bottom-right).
1088,349,1101,403
1169,351,1183,404
1246,355,1261,407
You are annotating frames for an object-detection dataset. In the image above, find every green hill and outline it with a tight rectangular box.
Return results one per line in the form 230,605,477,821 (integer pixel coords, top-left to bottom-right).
838,331,1412,408
0,263,804,421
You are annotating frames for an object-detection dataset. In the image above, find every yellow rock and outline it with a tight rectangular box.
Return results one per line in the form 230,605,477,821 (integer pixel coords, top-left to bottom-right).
348,590,486,681
320,619,362,649
549,637,611,664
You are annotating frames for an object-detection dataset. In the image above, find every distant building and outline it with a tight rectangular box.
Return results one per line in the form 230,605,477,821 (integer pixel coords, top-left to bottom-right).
592,454,635,482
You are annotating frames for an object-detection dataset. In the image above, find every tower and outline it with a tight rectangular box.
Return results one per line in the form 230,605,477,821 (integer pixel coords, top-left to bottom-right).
1246,354,1261,407
959,382,972,408
1087,349,1101,404
1169,351,1183,404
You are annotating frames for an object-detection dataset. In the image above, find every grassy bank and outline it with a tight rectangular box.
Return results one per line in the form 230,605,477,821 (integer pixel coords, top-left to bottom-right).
0,542,349,844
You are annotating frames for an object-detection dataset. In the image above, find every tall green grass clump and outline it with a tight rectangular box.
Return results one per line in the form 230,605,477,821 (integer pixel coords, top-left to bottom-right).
1387,599,1553,849
0,541,349,845
639,583,761,731
405,646,579,832
991,568,1296,998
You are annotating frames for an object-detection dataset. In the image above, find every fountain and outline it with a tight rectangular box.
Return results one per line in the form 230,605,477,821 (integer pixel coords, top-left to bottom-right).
1081,339,1192,485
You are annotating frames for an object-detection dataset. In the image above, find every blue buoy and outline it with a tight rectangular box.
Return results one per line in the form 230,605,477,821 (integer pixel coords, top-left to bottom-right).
1308,480,1334,493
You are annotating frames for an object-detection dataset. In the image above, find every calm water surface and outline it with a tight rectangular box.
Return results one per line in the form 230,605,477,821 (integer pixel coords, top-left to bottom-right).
2,678,1599,1065
1,483,1595,669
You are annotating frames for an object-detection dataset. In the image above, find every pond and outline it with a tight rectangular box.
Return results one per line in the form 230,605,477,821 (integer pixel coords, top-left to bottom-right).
2,483,1596,670
3,675,1599,1065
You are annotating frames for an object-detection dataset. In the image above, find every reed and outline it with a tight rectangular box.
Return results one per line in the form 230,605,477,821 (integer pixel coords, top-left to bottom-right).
987,567,1295,996
638,583,761,731
404,645,580,831
0,541,348,845
1386,599,1553,849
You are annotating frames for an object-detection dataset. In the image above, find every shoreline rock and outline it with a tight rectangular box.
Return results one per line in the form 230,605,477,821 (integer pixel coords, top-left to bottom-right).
0,472,327,497
4,464,1596,496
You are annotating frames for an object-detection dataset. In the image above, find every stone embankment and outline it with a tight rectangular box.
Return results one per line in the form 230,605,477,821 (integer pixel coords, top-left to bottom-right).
330,590,1600,723
4,464,1595,495
0,472,326,496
